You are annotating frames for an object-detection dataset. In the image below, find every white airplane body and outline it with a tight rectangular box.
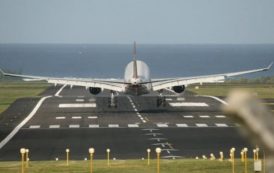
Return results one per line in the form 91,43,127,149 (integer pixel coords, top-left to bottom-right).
0,42,273,106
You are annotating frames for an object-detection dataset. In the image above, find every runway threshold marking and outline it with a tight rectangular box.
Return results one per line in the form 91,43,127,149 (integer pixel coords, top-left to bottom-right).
108,124,119,128
58,103,96,108
56,116,66,120
69,124,80,128
55,85,67,97
72,116,82,119
49,125,60,128
128,124,139,128
156,123,168,128
0,96,52,149
29,125,40,129
196,123,208,127
88,116,98,119
169,102,208,107
176,124,188,127
215,123,228,127
89,124,99,128
215,115,226,118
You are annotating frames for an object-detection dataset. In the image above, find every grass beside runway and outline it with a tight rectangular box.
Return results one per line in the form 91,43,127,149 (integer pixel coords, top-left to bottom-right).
188,83,274,99
0,81,49,114
0,159,256,173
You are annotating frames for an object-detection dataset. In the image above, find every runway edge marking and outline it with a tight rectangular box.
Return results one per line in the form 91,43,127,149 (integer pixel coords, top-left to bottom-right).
0,96,52,149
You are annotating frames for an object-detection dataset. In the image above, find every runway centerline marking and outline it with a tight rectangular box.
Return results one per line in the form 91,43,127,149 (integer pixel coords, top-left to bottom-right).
127,96,146,123
0,95,52,149
58,103,96,108
29,125,40,129
169,102,208,107
76,99,84,102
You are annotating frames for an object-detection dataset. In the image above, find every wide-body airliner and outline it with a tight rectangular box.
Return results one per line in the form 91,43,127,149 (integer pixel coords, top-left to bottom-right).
0,42,272,107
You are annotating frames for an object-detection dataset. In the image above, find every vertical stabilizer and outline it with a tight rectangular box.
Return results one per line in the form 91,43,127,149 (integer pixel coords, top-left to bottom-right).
132,41,138,78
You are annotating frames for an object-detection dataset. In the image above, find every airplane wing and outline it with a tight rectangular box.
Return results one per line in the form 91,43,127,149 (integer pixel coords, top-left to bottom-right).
0,69,126,92
151,62,273,91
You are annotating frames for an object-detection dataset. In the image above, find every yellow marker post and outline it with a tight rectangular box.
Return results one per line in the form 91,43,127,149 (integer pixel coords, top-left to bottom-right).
147,148,151,165
230,147,235,173
243,147,248,173
66,148,70,166
241,150,244,162
89,148,95,173
219,151,223,161
106,148,110,167
253,149,256,161
155,148,161,173
20,148,26,173
256,148,259,160
25,149,29,168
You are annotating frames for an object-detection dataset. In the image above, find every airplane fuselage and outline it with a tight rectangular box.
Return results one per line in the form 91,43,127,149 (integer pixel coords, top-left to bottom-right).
124,60,152,95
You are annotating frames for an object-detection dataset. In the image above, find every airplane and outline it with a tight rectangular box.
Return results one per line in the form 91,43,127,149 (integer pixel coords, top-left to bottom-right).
0,42,273,107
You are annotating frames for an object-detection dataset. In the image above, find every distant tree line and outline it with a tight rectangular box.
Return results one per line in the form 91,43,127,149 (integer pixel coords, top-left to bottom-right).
226,76,274,84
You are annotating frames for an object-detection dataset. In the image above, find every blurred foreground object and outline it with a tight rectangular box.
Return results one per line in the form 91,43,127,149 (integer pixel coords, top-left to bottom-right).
224,89,274,172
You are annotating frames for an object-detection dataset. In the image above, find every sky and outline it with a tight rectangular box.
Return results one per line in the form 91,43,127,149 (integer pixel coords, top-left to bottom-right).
0,0,274,44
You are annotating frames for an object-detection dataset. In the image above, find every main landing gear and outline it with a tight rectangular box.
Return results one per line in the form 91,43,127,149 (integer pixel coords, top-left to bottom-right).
156,93,166,107
108,91,118,108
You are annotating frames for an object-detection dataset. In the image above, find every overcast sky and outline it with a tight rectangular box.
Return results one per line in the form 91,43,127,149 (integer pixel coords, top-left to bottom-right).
0,0,274,44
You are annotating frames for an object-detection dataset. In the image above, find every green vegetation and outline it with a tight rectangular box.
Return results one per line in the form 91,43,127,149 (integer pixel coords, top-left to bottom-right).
188,83,274,98
0,81,49,113
0,159,256,173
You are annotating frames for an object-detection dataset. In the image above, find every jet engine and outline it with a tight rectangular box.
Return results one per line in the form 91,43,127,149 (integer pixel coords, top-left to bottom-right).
89,87,102,95
172,85,185,93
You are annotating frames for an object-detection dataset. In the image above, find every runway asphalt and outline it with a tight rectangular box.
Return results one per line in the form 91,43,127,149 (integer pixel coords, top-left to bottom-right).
0,86,254,160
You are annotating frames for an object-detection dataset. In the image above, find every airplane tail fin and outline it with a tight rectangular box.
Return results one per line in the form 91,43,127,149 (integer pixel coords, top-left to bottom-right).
132,41,138,78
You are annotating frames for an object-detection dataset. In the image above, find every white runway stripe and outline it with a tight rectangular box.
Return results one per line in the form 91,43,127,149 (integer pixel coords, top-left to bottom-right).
89,124,99,128
170,102,208,107
29,125,40,129
199,115,210,118
108,124,119,128
76,99,84,102
166,98,173,101
215,115,226,118
215,123,228,127
56,117,66,119
49,125,60,128
177,97,185,101
72,116,82,119
69,124,80,128
196,123,208,127
128,124,139,128
59,103,96,108
176,124,188,127
88,116,98,119
156,123,168,127
183,115,194,118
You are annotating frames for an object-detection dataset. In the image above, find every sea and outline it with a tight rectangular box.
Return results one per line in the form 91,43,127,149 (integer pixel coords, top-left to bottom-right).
0,44,273,79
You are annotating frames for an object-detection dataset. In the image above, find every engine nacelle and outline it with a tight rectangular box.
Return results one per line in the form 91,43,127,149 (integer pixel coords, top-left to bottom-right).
172,85,185,93
89,87,102,95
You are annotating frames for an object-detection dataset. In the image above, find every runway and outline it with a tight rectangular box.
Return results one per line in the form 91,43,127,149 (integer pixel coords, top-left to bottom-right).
0,86,252,160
